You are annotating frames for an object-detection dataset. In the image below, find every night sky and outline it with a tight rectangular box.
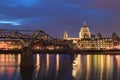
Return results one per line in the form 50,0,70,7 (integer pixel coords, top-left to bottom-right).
0,0,120,38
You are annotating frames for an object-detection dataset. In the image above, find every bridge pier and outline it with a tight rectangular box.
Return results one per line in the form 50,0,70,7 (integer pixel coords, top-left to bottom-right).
20,66,34,80
20,47,34,67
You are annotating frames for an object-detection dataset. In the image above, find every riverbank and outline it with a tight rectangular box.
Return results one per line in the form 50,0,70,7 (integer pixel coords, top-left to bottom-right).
0,49,120,55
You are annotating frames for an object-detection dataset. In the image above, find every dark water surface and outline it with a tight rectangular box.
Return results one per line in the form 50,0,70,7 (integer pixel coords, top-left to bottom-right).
0,53,120,80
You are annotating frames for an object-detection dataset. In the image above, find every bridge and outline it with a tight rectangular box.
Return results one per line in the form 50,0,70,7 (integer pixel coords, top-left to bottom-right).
0,29,74,67
0,29,73,51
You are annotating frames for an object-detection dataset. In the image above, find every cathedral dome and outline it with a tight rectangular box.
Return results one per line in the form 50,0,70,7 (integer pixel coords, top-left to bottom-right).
79,22,91,39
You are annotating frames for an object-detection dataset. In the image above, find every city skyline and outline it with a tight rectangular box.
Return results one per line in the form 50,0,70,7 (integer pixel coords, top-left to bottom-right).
0,0,120,38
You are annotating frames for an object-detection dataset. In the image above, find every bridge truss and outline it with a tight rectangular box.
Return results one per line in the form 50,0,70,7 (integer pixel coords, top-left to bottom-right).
0,29,73,50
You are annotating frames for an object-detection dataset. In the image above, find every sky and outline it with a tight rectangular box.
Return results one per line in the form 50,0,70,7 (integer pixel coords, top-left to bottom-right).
0,0,120,38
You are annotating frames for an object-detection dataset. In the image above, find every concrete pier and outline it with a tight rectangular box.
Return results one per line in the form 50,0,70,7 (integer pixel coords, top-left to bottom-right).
20,47,34,67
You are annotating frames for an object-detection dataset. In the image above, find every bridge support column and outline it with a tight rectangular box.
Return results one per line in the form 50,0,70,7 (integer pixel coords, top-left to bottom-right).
20,66,34,80
20,47,34,67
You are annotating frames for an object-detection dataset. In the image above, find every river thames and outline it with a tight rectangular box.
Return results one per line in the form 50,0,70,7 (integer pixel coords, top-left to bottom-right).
0,53,120,80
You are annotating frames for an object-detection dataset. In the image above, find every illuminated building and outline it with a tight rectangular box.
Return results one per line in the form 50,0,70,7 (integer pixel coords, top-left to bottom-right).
0,40,22,50
79,22,91,39
63,22,120,50
63,30,68,39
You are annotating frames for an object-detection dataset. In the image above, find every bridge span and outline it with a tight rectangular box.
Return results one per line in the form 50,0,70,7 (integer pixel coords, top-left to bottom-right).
0,29,73,51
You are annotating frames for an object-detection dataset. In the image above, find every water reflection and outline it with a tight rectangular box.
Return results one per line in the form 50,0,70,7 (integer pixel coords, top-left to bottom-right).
72,54,120,80
20,67,34,80
116,55,120,79
0,54,21,80
72,54,81,79
0,54,120,80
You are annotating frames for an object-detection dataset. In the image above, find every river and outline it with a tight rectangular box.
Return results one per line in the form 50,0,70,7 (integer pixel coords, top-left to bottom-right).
0,53,119,80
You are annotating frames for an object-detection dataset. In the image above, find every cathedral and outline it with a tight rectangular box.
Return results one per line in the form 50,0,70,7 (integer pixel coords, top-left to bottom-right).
63,22,91,40
63,22,120,50
63,21,91,44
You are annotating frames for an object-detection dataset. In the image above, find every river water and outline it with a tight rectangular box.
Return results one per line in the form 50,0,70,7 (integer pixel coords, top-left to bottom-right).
0,53,120,80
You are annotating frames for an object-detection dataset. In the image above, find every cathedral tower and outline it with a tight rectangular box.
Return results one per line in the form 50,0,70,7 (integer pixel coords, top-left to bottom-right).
63,30,68,39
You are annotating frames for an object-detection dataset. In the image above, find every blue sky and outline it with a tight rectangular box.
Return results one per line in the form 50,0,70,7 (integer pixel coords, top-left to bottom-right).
0,0,120,38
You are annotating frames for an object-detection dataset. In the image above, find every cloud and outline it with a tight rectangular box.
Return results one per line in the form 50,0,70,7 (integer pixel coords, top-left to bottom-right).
0,0,41,8
84,0,120,13
60,0,120,13
0,20,21,25
0,14,23,25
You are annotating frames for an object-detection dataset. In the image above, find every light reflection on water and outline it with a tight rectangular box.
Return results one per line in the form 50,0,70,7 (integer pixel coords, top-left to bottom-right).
0,53,120,80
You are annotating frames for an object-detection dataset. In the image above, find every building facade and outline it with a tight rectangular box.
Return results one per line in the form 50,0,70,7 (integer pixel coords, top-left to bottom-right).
63,22,120,50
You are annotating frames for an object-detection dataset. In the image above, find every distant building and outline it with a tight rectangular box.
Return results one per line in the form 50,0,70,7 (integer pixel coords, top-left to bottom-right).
63,22,120,50
79,22,91,39
63,30,68,39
